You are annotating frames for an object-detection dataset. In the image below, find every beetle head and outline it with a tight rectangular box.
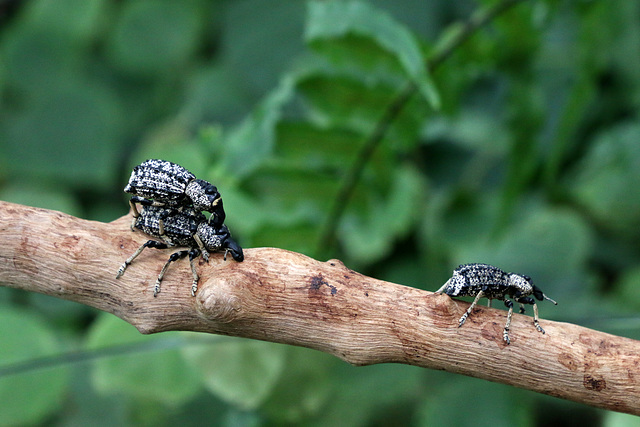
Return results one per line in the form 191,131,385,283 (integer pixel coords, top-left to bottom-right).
196,223,244,262
533,285,557,305
187,179,222,212
223,237,244,262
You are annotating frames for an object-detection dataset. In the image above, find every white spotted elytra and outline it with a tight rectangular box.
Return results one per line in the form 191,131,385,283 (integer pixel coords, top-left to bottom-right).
436,263,557,344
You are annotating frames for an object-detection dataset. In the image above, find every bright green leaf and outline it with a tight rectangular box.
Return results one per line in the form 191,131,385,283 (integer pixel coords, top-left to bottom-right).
222,75,296,177
305,0,439,109
182,337,287,410
297,73,428,149
492,208,591,276
276,121,362,170
85,314,201,406
384,164,425,235
604,410,640,427
298,74,395,132
216,188,267,237
341,165,425,264
261,347,336,423
247,163,338,213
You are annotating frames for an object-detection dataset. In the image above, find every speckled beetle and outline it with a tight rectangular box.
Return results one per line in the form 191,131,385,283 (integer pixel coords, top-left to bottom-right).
124,159,226,227
116,205,243,297
435,263,557,344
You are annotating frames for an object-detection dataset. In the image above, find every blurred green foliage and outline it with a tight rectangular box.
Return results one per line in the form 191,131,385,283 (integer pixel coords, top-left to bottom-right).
1,0,639,425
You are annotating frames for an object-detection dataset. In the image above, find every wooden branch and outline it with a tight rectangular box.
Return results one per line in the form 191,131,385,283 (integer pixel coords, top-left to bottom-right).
0,200,638,415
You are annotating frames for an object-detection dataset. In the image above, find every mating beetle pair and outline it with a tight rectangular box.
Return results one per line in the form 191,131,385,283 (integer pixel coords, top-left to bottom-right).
116,159,243,297
125,158,226,227
436,263,557,344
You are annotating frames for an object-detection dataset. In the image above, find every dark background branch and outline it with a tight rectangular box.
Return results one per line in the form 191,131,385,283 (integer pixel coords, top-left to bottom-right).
316,0,528,254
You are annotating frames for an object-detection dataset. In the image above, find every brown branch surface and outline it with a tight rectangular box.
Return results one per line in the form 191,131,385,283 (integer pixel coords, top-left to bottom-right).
0,200,639,415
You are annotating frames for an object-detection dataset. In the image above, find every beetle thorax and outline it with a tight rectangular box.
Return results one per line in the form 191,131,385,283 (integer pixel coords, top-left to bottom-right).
185,180,212,211
507,273,533,296
196,222,225,251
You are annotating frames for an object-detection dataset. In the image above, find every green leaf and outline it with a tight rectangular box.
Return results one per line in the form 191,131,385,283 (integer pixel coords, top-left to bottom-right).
260,347,336,423
0,307,69,427
221,0,306,95
1,83,122,188
85,314,201,406
222,75,296,177
415,375,531,427
384,164,426,234
305,0,439,109
296,72,428,150
341,165,425,264
311,363,424,427
298,74,395,132
276,121,362,170
252,221,319,256
570,121,640,237
421,189,500,260
489,208,592,282
181,337,287,410
21,0,107,43
614,266,640,312
247,163,338,214
106,0,203,76
216,188,267,237
604,410,640,427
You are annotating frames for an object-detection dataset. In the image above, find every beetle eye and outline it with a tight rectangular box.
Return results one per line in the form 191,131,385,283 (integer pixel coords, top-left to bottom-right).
532,287,544,300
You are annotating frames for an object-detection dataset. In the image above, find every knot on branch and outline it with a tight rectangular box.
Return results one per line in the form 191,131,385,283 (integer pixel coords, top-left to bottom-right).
196,272,244,323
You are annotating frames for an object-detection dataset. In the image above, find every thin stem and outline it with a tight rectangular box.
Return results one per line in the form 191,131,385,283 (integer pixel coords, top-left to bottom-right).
316,0,528,255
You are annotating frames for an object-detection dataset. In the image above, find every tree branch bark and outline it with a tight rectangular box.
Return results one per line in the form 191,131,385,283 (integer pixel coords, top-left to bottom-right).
0,200,638,415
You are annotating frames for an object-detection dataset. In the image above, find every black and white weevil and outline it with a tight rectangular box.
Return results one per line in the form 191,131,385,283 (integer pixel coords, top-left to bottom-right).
124,159,226,227
116,205,243,297
435,263,557,344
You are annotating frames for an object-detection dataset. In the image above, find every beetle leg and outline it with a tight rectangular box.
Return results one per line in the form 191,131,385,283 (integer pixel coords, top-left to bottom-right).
129,199,141,231
532,303,545,334
458,290,484,327
117,240,168,279
503,299,514,344
155,212,176,246
154,250,190,297
434,278,453,295
193,234,210,262
188,248,201,296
